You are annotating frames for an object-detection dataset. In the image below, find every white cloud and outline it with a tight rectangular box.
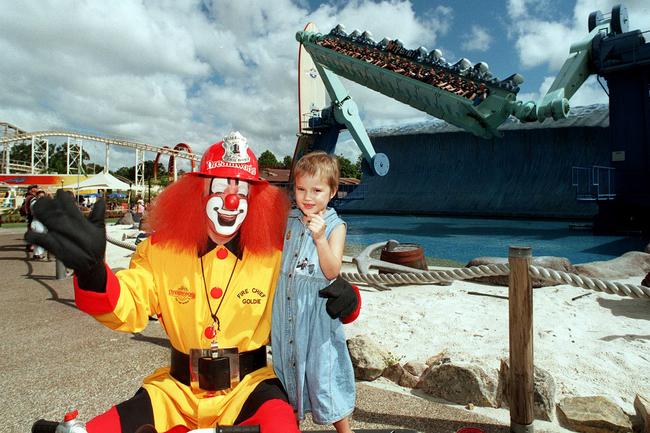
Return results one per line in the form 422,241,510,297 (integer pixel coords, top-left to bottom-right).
508,0,650,72
461,26,493,52
0,0,452,173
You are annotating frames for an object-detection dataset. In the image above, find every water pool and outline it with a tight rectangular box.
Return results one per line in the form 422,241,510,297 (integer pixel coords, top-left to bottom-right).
343,214,649,265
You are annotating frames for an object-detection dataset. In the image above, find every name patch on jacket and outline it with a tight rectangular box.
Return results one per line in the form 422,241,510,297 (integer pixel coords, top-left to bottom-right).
169,286,195,304
237,287,266,305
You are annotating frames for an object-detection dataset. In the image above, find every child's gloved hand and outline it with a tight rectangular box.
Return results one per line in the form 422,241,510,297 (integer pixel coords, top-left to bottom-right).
319,277,360,321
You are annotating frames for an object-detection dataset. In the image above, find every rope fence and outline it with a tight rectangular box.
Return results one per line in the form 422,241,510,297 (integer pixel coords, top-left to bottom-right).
340,264,650,299
107,235,650,300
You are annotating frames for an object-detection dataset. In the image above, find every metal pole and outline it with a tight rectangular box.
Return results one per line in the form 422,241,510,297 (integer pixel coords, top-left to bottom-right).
508,246,534,433
31,136,35,174
4,143,10,174
55,258,67,280
104,143,110,173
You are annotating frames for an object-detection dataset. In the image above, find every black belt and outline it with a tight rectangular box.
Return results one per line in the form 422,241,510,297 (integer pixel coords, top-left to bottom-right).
170,345,267,387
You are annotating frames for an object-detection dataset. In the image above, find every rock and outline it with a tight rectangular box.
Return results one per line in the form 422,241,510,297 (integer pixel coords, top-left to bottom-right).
347,335,391,381
381,363,404,384
496,358,556,421
644,244,650,254
635,394,650,433
557,396,633,433
403,360,427,377
642,273,650,288
398,370,420,388
466,256,576,287
575,251,650,279
425,350,450,366
417,363,497,407
116,211,135,225
381,362,420,388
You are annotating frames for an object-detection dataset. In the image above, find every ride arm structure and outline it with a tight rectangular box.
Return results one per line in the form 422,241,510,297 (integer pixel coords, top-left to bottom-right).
296,14,621,174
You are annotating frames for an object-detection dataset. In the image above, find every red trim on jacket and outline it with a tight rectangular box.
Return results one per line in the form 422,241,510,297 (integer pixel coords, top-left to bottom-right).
341,284,361,324
85,406,121,433
74,263,120,315
238,399,299,433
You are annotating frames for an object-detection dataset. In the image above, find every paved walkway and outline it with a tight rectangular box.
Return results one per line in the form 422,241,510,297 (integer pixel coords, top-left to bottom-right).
1,230,517,433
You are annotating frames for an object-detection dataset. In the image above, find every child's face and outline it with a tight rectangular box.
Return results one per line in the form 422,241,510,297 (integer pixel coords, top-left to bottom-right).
294,173,335,217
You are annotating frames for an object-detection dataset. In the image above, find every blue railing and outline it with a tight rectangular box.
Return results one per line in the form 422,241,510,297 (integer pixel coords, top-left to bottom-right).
572,165,616,201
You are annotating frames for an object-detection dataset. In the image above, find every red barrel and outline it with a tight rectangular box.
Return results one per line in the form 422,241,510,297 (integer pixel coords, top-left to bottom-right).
379,242,427,273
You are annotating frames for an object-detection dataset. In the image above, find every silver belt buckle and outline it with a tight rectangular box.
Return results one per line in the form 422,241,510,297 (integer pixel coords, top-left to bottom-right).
189,347,240,394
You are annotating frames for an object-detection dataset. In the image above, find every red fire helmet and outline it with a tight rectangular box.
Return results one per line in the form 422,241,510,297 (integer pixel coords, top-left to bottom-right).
190,131,264,182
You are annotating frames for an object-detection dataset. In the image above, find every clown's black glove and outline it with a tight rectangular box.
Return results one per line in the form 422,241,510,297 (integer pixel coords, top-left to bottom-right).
319,276,359,320
25,189,107,292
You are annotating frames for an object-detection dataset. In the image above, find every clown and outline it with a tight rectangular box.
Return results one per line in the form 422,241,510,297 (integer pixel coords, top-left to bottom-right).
27,131,359,433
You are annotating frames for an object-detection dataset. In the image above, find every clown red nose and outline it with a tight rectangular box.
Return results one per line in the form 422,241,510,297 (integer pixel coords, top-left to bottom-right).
224,194,240,210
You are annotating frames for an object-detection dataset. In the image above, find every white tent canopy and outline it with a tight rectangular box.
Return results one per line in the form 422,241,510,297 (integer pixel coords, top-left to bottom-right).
71,172,130,190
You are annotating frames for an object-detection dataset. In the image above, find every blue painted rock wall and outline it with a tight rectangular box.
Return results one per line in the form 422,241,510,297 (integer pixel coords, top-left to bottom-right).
339,125,610,219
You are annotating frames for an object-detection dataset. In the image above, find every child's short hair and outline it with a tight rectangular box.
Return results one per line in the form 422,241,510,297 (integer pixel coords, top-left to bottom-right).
293,151,340,192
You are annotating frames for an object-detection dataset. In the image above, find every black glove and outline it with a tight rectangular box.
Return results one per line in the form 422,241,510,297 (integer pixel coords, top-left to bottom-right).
25,189,107,292
318,276,358,320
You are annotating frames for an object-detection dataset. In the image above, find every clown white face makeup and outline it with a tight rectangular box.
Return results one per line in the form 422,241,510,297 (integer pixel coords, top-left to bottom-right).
205,177,249,243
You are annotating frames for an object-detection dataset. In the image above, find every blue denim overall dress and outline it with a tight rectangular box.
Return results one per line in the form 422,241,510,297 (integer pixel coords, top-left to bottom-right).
271,207,355,424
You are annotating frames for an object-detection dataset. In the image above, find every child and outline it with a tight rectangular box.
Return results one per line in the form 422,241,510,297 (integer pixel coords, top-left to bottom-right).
272,151,355,433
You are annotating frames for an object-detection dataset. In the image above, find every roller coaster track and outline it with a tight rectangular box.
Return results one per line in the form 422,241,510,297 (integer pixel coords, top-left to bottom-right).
0,130,200,162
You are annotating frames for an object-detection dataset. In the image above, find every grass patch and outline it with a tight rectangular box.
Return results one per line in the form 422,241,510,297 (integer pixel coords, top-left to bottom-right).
0,222,27,229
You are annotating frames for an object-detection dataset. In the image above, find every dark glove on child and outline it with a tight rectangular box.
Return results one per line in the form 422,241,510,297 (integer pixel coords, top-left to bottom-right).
25,189,107,292
318,276,358,320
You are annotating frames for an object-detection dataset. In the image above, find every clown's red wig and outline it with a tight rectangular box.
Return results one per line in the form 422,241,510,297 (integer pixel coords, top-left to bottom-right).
144,175,289,255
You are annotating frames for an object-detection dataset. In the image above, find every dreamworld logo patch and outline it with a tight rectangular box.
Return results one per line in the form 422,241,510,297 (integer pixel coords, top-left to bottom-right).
168,286,195,304
206,160,257,175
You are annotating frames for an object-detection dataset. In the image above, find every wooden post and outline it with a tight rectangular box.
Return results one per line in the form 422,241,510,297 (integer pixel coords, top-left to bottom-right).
508,246,534,433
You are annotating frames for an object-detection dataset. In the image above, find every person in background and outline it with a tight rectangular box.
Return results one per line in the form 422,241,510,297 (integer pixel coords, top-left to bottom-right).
21,184,38,252
272,151,357,433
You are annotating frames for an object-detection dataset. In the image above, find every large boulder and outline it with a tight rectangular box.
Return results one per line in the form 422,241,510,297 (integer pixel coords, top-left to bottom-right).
417,363,498,407
574,251,650,279
347,335,392,381
496,358,557,421
466,256,576,287
557,396,633,433
635,394,650,433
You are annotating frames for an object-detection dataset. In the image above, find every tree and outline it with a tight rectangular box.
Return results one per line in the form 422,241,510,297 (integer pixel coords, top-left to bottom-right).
337,154,361,179
9,142,32,165
9,141,97,174
111,161,166,184
258,150,279,169
281,155,293,169
85,162,105,174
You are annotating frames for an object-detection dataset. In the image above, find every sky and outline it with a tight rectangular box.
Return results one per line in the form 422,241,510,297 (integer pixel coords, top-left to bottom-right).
1,0,649,172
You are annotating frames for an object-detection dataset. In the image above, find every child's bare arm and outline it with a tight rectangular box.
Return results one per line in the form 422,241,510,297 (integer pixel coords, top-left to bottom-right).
308,219,345,280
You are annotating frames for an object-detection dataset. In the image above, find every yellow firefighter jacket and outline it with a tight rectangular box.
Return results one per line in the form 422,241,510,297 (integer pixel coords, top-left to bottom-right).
74,237,282,430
